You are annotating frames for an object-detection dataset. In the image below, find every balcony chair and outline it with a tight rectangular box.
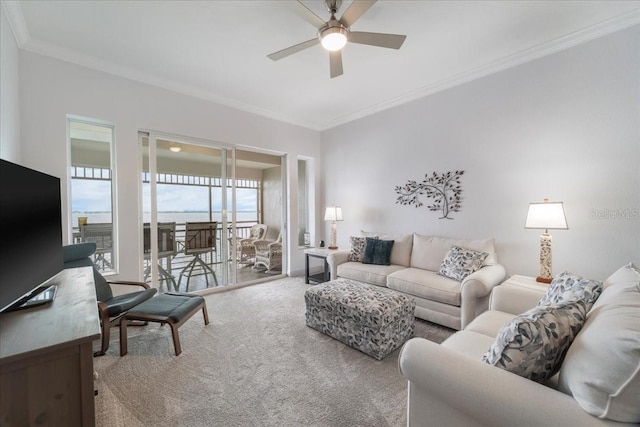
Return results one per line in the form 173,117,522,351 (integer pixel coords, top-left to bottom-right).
79,222,114,271
230,224,268,266
253,232,283,273
63,242,157,356
143,222,177,291
178,221,219,291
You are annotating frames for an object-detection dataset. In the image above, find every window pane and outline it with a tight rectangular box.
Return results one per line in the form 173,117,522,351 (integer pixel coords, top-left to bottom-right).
69,120,115,273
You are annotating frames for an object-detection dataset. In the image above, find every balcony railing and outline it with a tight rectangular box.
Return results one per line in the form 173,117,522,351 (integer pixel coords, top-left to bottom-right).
75,221,273,292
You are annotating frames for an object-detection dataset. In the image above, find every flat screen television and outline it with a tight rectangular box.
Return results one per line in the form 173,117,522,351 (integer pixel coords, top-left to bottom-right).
0,159,63,313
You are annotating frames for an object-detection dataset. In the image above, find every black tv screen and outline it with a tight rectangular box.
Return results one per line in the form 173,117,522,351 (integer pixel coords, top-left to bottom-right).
0,159,63,312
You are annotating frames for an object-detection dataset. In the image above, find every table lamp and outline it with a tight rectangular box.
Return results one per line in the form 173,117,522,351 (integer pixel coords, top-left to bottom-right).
525,199,568,283
324,205,343,250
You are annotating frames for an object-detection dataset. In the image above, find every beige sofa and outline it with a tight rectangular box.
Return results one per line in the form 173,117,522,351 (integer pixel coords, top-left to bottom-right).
399,265,640,426
326,233,507,330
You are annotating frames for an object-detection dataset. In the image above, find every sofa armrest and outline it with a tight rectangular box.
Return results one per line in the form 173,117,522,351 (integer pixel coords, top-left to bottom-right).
326,250,349,280
398,338,628,427
459,264,507,328
489,283,546,314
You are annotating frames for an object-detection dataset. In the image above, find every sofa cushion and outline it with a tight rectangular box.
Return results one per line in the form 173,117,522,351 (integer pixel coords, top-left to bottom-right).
348,236,366,262
337,262,404,287
389,234,412,267
360,231,412,267
482,299,589,383
604,261,640,289
438,245,489,282
441,330,497,360
410,234,497,272
388,268,462,306
558,263,640,423
537,272,602,309
362,237,394,266
464,310,516,338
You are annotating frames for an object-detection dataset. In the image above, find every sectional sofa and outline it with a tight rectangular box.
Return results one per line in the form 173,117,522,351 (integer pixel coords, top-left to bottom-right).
327,233,507,330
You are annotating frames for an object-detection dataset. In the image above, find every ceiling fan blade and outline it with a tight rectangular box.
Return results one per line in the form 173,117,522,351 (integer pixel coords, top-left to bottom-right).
329,50,343,78
349,31,406,49
285,1,327,29
267,38,319,61
339,0,376,28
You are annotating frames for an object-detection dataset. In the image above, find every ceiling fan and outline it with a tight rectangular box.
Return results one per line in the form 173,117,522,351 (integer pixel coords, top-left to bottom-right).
268,0,407,78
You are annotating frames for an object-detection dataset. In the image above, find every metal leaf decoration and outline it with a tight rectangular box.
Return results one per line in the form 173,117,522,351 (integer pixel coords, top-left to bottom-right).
395,170,464,219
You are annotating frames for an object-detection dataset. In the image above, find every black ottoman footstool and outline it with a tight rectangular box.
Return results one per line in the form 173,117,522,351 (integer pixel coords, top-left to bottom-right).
119,293,209,356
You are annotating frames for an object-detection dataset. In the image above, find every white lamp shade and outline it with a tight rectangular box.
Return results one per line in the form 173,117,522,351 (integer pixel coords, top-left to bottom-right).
525,201,568,230
324,206,343,222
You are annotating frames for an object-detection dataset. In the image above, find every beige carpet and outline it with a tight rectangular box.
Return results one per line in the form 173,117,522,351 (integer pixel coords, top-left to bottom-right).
94,277,454,427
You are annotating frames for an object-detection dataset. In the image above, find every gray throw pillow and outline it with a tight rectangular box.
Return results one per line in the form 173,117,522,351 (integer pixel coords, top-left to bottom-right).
362,237,394,266
482,299,589,382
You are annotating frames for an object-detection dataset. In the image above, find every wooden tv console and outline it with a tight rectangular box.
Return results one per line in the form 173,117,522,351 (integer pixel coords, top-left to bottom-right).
0,266,100,426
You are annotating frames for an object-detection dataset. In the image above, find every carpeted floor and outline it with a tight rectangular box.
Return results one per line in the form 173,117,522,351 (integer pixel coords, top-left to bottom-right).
94,277,454,427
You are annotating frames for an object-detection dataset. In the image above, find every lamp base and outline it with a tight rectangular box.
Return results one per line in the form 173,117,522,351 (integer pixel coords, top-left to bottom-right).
536,276,552,284
328,245,338,250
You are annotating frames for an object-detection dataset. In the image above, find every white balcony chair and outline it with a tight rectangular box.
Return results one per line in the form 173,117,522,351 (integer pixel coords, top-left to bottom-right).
230,224,268,266
253,232,283,273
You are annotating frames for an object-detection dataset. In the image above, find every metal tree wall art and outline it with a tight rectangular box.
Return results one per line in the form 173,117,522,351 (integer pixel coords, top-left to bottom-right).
395,170,464,219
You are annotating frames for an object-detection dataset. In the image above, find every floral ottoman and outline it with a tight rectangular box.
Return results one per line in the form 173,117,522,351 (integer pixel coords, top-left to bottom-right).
304,278,416,360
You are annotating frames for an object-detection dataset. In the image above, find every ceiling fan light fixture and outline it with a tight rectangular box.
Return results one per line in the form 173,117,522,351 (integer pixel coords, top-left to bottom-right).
320,26,348,51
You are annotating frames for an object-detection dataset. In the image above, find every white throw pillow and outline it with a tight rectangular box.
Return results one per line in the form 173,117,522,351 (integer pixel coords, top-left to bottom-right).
558,263,640,422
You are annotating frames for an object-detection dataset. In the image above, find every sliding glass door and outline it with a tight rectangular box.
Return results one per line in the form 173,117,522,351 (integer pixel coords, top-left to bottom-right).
140,133,286,292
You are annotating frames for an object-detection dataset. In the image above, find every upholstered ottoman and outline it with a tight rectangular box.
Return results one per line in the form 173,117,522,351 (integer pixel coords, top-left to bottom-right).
119,293,209,356
305,278,416,360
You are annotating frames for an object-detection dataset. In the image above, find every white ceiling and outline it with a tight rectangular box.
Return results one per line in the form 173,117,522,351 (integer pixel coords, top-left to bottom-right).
4,1,640,130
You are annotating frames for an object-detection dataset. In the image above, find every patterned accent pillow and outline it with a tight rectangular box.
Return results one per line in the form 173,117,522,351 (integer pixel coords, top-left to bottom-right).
537,272,603,310
482,299,588,382
437,245,489,282
348,236,366,262
362,237,394,266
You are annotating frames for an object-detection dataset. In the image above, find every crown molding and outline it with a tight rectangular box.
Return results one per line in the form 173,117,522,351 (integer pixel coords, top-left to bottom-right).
2,1,30,47
318,9,640,130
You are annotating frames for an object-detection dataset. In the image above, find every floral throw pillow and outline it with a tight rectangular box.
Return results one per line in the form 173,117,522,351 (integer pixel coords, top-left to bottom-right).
348,236,366,262
482,299,588,382
537,272,603,310
437,245,489,282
